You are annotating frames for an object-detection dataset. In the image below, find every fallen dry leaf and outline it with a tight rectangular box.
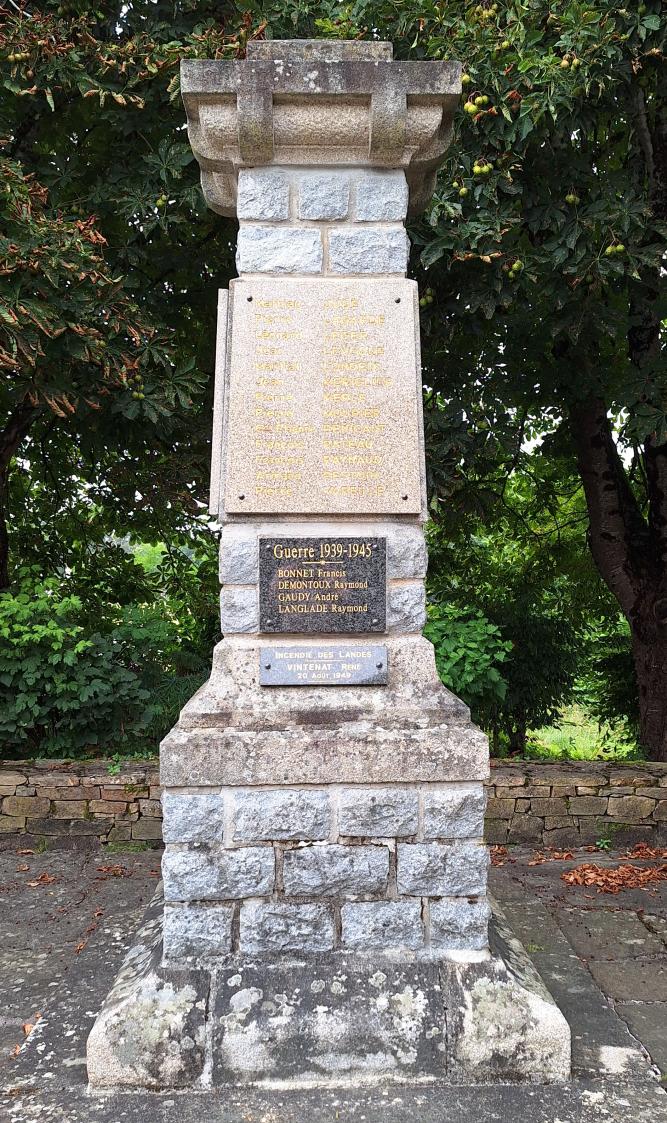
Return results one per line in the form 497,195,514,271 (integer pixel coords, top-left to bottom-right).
75,940,87,954
562,862,667,894
528,849,574,866
623,842,667,860
11,1044,20,1057
16,864,29,873
96,864,131,878
26,872,58,888
16,848,35,856
22,1013,41,1037
491,845,508,866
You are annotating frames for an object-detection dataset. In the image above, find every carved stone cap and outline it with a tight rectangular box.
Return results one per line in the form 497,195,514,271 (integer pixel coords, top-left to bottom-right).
181,40,461,217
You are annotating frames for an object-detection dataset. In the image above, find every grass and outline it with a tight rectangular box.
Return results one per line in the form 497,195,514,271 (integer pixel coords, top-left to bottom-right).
526,703,642,762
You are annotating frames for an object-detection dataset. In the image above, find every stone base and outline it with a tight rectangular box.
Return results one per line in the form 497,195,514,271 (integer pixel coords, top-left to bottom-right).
86,889,570,1090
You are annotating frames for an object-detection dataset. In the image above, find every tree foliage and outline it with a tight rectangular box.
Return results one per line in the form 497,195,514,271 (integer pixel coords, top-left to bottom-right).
1,1,665,756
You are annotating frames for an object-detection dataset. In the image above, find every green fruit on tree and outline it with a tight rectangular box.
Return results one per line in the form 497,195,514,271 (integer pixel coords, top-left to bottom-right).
565,193,579,204
501,40,510,50
461,73,472,85
459,186,469,197
419,297,428,308
604,245,615,256
474,96,485,107
464,101,477,115
572,58,581,70
615,244,625,254
513,259,524,271
560,58,570,69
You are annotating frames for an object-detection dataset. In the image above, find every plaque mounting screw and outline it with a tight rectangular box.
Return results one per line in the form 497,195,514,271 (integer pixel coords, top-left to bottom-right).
401,494,408,501
376,662,383,669
238,494,245,500
371,618,379,625
395,297,401,303
247,295,253,302
264,663,271,669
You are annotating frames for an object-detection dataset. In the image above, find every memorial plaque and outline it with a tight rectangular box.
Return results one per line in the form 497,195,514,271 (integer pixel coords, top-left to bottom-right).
259,536,386,633
260,644,388,686
222,277,423,515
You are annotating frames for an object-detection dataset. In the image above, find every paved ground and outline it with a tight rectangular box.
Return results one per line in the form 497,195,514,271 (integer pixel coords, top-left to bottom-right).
0,840,665,1122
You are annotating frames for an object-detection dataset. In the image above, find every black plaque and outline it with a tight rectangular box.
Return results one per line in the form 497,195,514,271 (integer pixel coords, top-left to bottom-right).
259,537,386,634
259,645,388,686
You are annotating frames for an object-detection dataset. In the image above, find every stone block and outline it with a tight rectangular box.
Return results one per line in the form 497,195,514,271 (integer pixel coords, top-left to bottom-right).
162,792,224,844
635,787,662,799
386,525,428,579
338,787,418,837
37,785,99,800
70,818,111,835
138,799,162,815
543,828,580,847
283,843,389,896
163,903,234,959
107,825,132,842
220,586,258,634
297,171,350,219
489,770,525,788
599,786,634,796
397,842,488,897
550,786,576,798
654,801,667,821
51,799,88,819
567,796,608,816
3,795,50,817
328,227,408,275
609,771,655,787
0,770,27,788
219,527,259,585
423,785,486,839
484,819,508,844
508,815,543,843
544,816,575,830
430,898,490,951
237,226,323,274
0,814,25,832
89,799,127,815
485,798,515,819
132,819,164,841
162,845,274,901
494,786,525,799
387,583,426,633
607,796,655,822
515,799,531,812
530,798,569,817
355,170,409,221
237,169,290,220
232,789,331,842
25,817,69,835
341,901,423,950
240,902,334,953
522,786,551,798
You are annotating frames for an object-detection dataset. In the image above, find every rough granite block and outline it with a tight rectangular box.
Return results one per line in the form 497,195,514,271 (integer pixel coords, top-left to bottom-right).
237,169,290,220
328,227,408,274
219,528,259,585
162,845,274,902
2,796,50,817
219,586,258,634
163,903,234,958
240,902,334,953
607,796,656,821
386,526,428,579
355,170,409,221
232,789,331,842
162,792,225,844
341,900,423,950
430,898,490,951
387,583,427,633
338,788,418,837
397,842,488,897
237,226,323,274
423,786,486,839
282,843,389,896
298,171,350,219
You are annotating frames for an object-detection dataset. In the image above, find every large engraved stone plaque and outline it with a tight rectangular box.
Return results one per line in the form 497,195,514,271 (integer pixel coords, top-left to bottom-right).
259,536,386,633
222,277,422,515
260,644,388,686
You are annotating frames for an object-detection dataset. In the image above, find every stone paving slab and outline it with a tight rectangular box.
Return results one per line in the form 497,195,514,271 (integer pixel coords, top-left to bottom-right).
1,844,666,1121
586,956,667,1002
556,906,665,960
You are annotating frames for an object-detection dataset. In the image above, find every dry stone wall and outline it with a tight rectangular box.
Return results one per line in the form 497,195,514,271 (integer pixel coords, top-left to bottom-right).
1,759,666,850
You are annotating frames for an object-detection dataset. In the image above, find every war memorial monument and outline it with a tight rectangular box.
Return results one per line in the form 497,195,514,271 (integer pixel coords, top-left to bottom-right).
87,38,570,1090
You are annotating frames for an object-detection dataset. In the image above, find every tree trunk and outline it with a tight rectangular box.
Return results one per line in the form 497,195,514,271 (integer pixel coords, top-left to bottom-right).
0,401,38,590
632,626,667,763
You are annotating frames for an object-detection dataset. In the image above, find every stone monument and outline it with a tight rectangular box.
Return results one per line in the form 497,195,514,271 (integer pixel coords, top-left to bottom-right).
87,39,570,1090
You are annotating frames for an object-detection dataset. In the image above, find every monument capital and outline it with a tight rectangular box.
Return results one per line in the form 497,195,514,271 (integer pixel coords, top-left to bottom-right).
181,39,461,217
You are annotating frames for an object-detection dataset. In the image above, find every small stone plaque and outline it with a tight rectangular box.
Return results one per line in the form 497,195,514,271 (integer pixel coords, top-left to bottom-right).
222,277,422,515
260,645,388,686
259,536,386,633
